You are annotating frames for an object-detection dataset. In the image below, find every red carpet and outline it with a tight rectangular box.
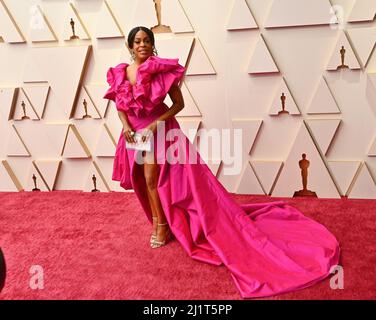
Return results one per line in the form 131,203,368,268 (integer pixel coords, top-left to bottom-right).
0,191,375,300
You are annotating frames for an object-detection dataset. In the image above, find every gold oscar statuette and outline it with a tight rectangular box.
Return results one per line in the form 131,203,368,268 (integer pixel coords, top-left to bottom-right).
278,92,289,115
21,101,30,120
337,46,349,70
70,18,79,40
293,153,317,197
32,174,40,191
82,99,91,119
151,0,172,33
91,174,99,192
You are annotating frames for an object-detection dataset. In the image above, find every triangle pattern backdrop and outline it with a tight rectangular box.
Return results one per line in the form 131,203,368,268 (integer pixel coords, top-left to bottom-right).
0,0,375,198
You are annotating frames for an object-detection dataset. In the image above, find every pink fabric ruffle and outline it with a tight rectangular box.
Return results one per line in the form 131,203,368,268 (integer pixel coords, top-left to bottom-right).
103,56,186,117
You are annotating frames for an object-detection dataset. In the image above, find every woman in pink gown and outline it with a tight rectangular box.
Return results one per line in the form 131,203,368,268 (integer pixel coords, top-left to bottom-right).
103,26,340,299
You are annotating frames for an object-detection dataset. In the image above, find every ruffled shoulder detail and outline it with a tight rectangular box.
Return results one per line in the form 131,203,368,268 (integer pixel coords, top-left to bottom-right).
138,55,185,77
134,56,186,106
103,56,186,117
103,63,127,102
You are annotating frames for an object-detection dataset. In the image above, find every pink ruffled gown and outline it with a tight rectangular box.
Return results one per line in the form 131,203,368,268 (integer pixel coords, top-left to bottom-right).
103,55,340,299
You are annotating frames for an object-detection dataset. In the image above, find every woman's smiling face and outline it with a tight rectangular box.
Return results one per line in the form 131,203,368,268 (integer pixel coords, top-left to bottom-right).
131,30,153,61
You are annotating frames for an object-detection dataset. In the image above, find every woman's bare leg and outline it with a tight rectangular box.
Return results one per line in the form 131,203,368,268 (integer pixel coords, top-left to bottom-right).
145,183,158,237
143,150,169,243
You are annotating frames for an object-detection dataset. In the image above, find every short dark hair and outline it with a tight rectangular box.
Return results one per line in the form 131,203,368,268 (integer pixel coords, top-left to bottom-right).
127,26,155,49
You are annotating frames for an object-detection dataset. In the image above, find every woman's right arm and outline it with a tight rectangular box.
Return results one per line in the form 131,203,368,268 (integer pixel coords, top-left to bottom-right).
118,110,136,143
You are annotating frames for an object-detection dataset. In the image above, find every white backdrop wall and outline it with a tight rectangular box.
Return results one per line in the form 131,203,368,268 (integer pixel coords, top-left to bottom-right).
0,0,375,199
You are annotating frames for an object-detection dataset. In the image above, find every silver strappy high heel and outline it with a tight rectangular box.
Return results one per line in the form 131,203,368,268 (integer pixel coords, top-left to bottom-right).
151,222,172,248
150,216,158,244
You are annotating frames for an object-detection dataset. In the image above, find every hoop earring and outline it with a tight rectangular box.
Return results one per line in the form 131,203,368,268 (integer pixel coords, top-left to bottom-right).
130,51,135,61
153,47,158,56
